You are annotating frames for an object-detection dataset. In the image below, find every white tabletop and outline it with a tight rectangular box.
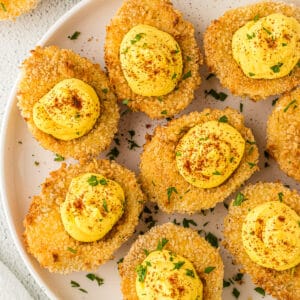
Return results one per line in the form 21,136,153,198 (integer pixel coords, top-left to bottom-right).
0,1,81,298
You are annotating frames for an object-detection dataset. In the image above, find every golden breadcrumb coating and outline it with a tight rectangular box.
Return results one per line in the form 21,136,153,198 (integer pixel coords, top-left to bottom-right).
204,1,300,100
223,182,300,300
23,159,145,273
17,46,119,163
267,87,300,182
139,107,259,213
0,0,39,20
105,0,202,119
119,223,224,300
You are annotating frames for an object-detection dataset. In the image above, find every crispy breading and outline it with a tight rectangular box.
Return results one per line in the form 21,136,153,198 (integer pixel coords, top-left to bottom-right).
267,87,300,182
105,0,202,119
23,159,145,273
0,0,39,20
204,1,300,101
139,107,259,213
17,46,119,163
223,182,300,300
119,223,224,300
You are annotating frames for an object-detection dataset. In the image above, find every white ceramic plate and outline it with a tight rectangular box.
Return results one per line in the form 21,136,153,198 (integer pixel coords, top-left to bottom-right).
1,0,300,299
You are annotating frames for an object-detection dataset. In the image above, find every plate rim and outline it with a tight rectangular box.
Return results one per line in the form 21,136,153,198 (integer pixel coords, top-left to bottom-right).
0,0,104,299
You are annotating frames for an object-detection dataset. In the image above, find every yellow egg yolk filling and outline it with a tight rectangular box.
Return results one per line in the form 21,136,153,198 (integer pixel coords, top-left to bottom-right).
33,78,100,141
60,173,124,242
242,201,300,270
176,120,245,189
232,13,300,79
120,24,183,96
136,250,203,300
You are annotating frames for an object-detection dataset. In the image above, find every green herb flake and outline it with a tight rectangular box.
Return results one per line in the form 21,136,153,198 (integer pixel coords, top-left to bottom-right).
186,56,192,61
122,99,130,105
79,288,88,293
205,89,228,101
136,264,147,282
131,33,145,44
86,273,104,286
233,192,246,206
247,33,255,39
106,147,119,160
246,140,256,145
71,280,80,288
262,27,272,35
284,99,297,112
102,199,108,212
264,150,270,159
183,218,197,228
143,249,150,256
240,103,243,112
254,287,265,296
206,73,215,80
117,257,124,264
173,261,185,270
204,266,215,274
99,178,107,185
68,31,81,40
182,70,192,80
175,152,182,157
128,130,135,138
212,170,221,175
55,154,65,162
248,162,256,169
218,115,228,123
270,62,283,73
172,73,177,79
157,237,169,251
272,98,279,106
67,247,77,254
254,14,259,21
157,96,163,102
0,2,7,11
205,232,219,248
282,43,287,47
34,161,40,166
102,88,108,94
278,192,283,202
161,110,168,115
223,280,231,287
297,60,300,67
233,273,243,281
167,186,178,202
232,287,240,298
186,269,195,277
87,175,99,186
248,72,255,77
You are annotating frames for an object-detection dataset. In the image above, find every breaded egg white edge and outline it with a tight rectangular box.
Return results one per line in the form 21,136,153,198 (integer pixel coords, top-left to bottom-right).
105,0,202,119
23,159,145,273
139,107,259,213
204,1,300,100
17,45,119,163
223,182,300,300
119,222,224,300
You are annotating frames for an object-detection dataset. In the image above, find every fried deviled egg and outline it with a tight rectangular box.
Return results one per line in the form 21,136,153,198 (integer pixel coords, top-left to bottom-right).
204,2,300,100
267,87,300,182
0,0,39,20
224,182,300,300
119,223,223,300
105,0,202,119
140,107,259,213
17,46,119,162
23,159,145,273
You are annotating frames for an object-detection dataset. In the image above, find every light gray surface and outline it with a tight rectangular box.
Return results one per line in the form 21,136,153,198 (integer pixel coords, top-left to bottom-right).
0,1,81,299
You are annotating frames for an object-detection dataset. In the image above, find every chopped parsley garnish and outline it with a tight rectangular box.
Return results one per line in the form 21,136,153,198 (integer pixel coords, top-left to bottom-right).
233,192,246,206
248,72,255,77
34,161,40,166
282,43,287,47
87,175,99,186
205,89,228,101
297,60,300,68
107,147,119,160
128,130,135,138
128,139,140,150
278,192,283,202
102,199,108,212
156,238,169,251
54,153,65,161
232,287,240,298
223,280,231,287
172,73,177,79
99,178,107,185
247,33,255,39
161,110,168,115
240,103,243,112
167,186,178,202
143,249,150,256
136,264,147,282
218,115,228,123
114,138,120,145
204,266,215,274
101,88,108,94
67,247,77,254
247,162,256,169
233,273,243,281
206,73,215,80
254,287,265,296
68,31,81,40
122,99,130,105
186,56,192,61
117,257,124,264
270,62,283,73
246,140,256,145
173,261,185,270
79,288,88,293
175,152,182,156
264,150,270,159
248,146,254,155
131,33,145,44
186,269,195,277
157,96,163,102
0,2,7,11
205,232,219,248
262,27,271,35
71,280,80,288
272,98,279,106
143,206,151,214
283,99,297,112
183,218,197,228
86,273,104,286
213,170,221,175
253,14,259,21
182,70,192,80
